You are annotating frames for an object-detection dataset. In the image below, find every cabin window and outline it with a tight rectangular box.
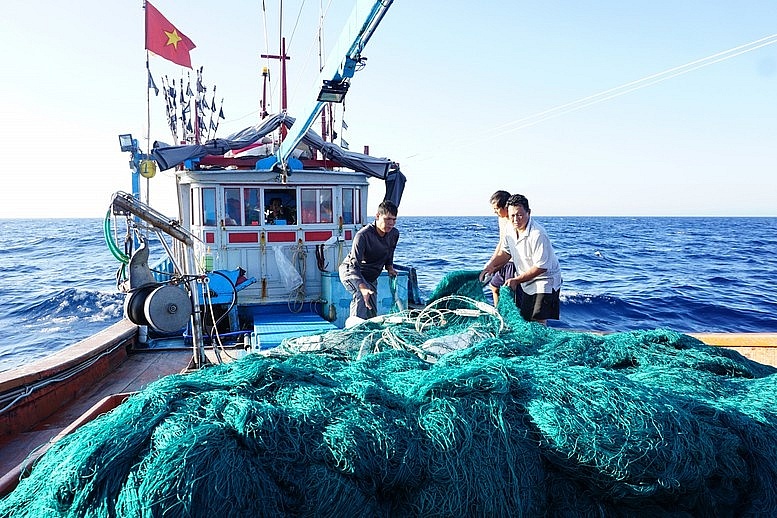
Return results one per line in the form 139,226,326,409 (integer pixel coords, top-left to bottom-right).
300,188,333,224
191,188,201,226
224,187,242,226
264,189,297,225
202,188,217,226
342,188,361,224
320,189,333,223
243,187,261,226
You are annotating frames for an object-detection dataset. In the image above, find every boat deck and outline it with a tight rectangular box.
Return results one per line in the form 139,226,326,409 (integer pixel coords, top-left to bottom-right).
0,347,193,494
252,307,338,349
690,332,777,368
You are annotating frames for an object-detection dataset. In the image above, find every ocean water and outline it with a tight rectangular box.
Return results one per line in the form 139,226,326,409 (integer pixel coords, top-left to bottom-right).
1,216,776,372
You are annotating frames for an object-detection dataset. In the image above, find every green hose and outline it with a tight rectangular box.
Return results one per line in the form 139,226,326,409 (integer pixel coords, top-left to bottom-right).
103,210,130,264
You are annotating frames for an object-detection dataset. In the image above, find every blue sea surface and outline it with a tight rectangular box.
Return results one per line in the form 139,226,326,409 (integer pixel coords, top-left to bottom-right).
1,216,776,372
403,216,777,334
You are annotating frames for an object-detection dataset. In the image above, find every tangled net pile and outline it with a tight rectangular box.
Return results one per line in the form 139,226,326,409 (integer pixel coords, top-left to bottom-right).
2,271,776,517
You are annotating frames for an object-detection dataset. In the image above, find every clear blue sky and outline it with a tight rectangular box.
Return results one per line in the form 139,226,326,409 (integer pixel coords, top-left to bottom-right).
2,1,776,218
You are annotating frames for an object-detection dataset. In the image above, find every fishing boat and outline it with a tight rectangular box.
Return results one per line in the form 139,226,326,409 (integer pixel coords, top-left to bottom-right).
1,0,418,496
2,1,777,513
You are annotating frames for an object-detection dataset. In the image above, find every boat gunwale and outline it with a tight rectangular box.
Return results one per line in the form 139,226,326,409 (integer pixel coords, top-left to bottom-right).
0,392,132,498
0,320,137,394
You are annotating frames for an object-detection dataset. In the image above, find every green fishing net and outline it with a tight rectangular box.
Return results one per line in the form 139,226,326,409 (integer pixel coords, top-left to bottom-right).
2,270,776,517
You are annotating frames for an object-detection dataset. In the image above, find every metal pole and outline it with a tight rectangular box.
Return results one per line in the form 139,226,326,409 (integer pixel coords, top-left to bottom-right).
186,247,206,367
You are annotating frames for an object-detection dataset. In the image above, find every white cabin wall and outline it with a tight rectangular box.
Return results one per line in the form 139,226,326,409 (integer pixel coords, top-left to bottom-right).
145,173,179,220
360,187,370,221
179,171,369,306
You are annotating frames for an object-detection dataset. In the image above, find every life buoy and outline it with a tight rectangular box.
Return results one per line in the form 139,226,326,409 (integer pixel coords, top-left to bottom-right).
140,159,157,178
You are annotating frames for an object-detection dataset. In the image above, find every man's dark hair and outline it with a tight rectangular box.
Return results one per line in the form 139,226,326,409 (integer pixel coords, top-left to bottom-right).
377,200,398,216
507,194,530,213
489,190,511,209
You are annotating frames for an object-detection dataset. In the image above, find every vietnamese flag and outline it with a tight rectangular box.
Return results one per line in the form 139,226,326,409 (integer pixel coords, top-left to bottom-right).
145,1,196,68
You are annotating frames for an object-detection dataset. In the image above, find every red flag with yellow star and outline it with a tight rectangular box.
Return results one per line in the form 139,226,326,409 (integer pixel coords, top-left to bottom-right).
145,1,196,68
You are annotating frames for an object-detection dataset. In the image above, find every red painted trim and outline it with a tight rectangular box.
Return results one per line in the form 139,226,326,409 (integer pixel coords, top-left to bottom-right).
300,158,343,169
345,230,352,240
267,231,297,242
228,232,259,244
304,231,333,242
205,232,215,244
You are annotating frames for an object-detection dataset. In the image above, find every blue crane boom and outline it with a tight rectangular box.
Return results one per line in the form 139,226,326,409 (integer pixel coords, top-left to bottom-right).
271,0,394,173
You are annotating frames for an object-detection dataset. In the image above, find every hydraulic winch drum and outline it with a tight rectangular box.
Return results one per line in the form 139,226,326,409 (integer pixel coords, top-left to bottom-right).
124,285,192,332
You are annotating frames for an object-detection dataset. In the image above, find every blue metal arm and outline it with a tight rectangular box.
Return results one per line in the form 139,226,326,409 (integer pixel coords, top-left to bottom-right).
272,0,394,172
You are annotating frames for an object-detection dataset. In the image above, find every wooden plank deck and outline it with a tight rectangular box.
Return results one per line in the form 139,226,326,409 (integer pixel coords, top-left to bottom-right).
691,332,777,368
0,348,193,491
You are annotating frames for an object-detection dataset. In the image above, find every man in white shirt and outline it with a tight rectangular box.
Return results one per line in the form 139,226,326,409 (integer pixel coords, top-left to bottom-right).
482,194,562,323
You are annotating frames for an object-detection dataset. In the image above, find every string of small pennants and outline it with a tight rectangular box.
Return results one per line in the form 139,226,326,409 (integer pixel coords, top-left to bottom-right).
153,66,225,145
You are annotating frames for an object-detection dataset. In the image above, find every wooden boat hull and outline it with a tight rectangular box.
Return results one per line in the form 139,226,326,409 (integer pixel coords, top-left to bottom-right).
0,320,194,497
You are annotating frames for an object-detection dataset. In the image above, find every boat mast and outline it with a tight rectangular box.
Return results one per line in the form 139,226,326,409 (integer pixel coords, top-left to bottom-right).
260,37,290,138
260,1,290,135
319,0,329,144
268,0,395,174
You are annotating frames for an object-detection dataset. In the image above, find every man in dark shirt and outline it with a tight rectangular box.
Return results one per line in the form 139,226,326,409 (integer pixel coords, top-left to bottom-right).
338,200,399,320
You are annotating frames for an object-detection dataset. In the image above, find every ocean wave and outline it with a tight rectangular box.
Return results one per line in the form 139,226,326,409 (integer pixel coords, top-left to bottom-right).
0,264,42,275
0,237,48,253
0,287,124,372
10,288,123,321
706,276,737,286
557,290,777,333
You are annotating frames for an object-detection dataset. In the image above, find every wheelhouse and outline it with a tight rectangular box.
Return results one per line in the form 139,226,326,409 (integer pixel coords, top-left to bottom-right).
178,168,369,305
